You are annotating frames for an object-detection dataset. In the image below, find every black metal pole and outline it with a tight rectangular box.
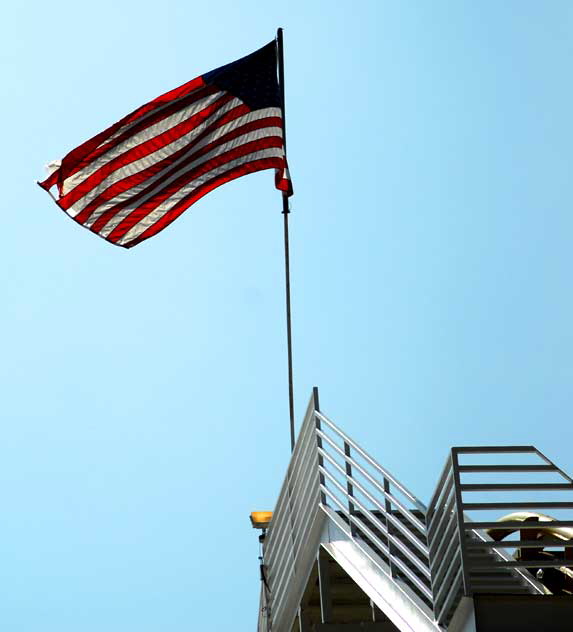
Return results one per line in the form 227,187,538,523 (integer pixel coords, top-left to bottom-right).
277,28,295,452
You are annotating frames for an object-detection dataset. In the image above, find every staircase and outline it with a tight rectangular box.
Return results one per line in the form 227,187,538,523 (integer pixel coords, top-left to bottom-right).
256,391,573,632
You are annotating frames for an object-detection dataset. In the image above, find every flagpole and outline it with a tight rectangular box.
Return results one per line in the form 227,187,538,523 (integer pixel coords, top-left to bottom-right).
277,27,295,452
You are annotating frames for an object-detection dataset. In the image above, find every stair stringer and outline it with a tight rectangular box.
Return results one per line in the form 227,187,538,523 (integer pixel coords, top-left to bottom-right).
319,505,443,632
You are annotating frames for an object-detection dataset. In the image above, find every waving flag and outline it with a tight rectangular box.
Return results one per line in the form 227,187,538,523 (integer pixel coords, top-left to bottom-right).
39,40,291,248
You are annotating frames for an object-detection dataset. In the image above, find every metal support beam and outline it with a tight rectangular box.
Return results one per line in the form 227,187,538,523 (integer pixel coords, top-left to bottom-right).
383,476,394,578
451,449,472,596
344,440,356,536
317,551,333,624
370,599,386,623
298,606,311,632
313,387,327,505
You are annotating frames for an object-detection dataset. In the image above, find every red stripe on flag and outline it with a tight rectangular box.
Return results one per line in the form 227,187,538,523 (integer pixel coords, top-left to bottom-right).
72,112,279,227
59,93,237,211
45,76,207,192
60,84,220,188
120,157,285,248
104,137,285,243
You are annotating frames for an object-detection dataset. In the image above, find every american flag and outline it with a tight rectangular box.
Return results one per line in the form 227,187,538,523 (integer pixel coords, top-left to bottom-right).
39,41,292,248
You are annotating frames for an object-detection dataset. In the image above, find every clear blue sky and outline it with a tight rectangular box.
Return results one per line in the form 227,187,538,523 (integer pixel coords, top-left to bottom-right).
2,1,573,629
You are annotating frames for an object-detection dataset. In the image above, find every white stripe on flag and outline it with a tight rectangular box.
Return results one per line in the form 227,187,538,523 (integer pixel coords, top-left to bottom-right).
96,129,284,237
100,84,209,149
67,97,249,218
115,147,285,246
61,91,227,196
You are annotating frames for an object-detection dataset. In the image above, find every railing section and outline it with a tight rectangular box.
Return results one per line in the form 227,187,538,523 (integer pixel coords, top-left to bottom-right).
261,392,435,630
426,453,464,626
262,391,322,631
427,446,573,626
314,409,434,612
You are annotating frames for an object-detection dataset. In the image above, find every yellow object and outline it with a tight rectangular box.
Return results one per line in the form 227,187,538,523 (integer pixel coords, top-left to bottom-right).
250,511,273,529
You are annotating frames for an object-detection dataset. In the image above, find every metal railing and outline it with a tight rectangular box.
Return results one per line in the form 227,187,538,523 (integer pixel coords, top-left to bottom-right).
262,391,323,632
261,390,434,631
427,446,573,626
426,453,464,626
314,409,433,611
260,395,573,631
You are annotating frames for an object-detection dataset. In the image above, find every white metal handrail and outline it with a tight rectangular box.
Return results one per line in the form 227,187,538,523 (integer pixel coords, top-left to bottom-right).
261,394,321,632
315,410,427,512
316,429,428,544
261,391,434,631
317,450,431,576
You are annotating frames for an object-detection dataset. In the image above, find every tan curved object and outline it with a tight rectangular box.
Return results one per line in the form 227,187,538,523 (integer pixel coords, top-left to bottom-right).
486,511,573,542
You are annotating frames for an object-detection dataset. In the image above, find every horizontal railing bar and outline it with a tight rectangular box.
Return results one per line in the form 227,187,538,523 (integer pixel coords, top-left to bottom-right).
428,495,455,549
270,568,297,623
291,405,317,455
316,433,427,535
267,439,315,547
460,483,573,491
265,514,292,568
430,525,459,577
290,479,317,532
265,488,290,548
267,556,292,597
466,520,573,529
466,539,573,549
267,435,315,554
290,463,317,516
462,502,573,510
291,469,319,528
452,446,536,454
293,498,320,562
291,480,319,540
315,411,426,511
289,441,319,504
318,469,432,581
432,538,461,586
268,565,294,626
433,546,462,607
458,465,556,473
436,567,462,626
267,545,294,594
265,431,318,558
429,514,457,569
428,472,454,533
315,430,416,521
273,503,315,585
265,494,296,555
276,411,315,500
290,478,317,528
266,526,294,583
286,421,318,491
267,468,316,568
320,486,433,603
319,485,390,559
534,450,573,485
317,450,429,557
431,531,461,588
469,560,573,570
270,478,317,572
427,458,453,519
288,436,317,494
